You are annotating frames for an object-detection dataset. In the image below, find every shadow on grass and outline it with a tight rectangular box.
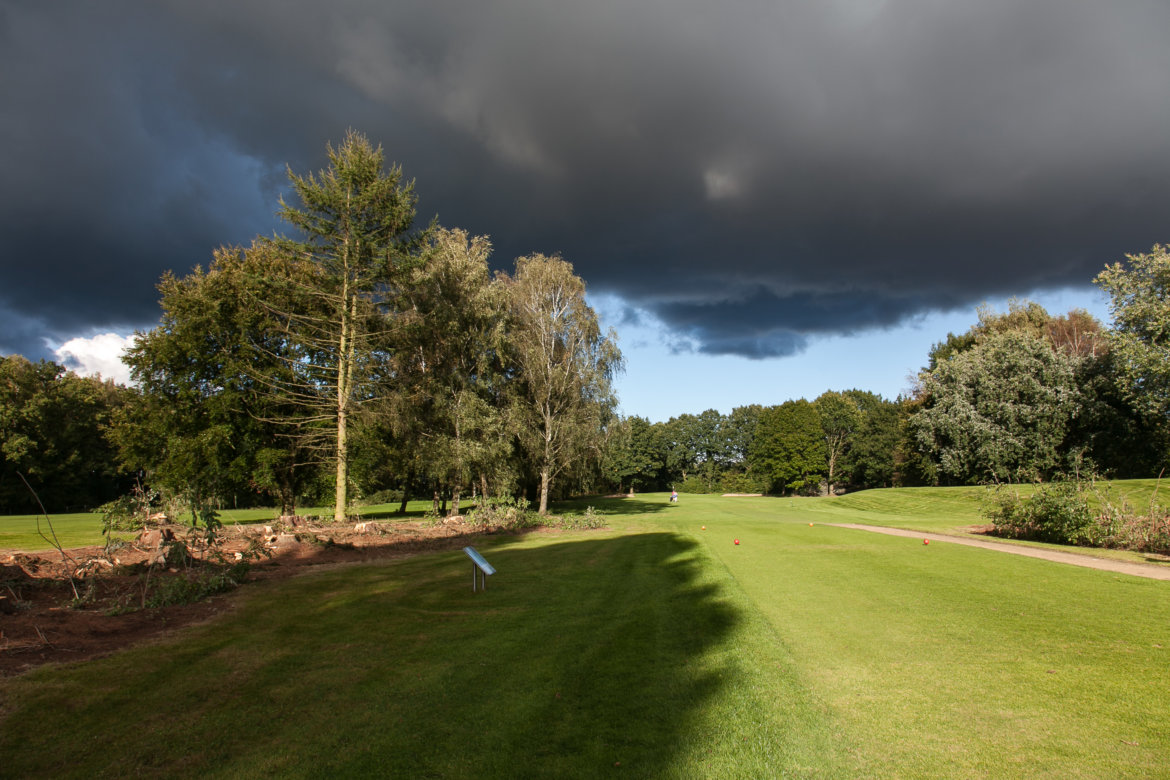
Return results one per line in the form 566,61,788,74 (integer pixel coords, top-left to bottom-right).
553,494,672,517
0,533,743,778
352,495,673,521
354,506,429,521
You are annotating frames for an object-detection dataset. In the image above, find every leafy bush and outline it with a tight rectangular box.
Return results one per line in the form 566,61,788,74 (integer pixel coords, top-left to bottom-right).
986,477,1170,554
359,489,404,506
98,483,158,555
552,506,607,530
468,496,537,529
144,563,251,609
465,497,607,531
677,477,713,494
98,484,265,611
720,472,768,495
1092,494,1170,556
985,481,1097,545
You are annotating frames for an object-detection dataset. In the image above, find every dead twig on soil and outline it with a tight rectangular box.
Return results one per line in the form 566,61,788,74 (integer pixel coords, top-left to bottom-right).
17,472,81,601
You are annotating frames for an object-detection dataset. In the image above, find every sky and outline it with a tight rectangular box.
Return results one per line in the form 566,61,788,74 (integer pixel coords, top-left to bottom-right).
2,0,1167,422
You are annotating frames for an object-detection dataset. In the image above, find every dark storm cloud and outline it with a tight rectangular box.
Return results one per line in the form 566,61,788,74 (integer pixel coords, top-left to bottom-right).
2,0,1168,360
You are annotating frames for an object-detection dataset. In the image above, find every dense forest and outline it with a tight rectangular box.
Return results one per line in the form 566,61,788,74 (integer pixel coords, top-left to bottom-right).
2,133,1169,515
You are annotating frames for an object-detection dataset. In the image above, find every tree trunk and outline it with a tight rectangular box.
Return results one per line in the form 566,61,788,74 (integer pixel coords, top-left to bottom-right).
539,468,550,514
479,473,490,505
451,415,461,516
280,475,295,517
335,401,348,520
540,416,554,514
398,470,413,514
334,281,354,523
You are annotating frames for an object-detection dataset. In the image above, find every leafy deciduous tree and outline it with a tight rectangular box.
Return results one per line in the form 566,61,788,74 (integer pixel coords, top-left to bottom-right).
1095,245,1170,422
814,391,862,494
0,356,130,513
749,400,827,494
396,228,511,514
909,331,1081,484
505,254,622,514
845,394,902,488
603,415,664,493
118,246,320,514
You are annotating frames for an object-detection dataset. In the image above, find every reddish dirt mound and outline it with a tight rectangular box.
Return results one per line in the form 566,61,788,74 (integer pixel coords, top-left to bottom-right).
0,517,509,677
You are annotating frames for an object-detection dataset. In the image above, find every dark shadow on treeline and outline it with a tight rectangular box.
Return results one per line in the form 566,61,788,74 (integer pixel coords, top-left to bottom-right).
0,533,742,778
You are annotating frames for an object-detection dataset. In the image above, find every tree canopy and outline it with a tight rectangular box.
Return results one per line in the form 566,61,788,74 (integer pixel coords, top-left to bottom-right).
1,356,130,513
505,254,622,513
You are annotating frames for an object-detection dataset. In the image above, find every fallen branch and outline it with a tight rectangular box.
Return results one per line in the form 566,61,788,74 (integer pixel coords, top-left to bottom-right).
17,472,81,601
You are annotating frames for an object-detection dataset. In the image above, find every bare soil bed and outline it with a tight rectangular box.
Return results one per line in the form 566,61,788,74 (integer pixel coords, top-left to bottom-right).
0,517,515,677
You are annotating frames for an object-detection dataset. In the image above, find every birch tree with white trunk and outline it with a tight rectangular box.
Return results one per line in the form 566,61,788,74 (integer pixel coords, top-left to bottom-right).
505,254,622,514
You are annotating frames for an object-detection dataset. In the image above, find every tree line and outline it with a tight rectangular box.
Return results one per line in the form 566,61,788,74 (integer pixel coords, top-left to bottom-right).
2,132,621,517
3,129,1168,512
601,391,899,496
604,247,1170,495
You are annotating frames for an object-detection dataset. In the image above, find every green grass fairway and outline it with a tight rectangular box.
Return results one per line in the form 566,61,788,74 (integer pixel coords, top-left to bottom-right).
0,510,115,551
0,501,441,552
2,491,1168,778
661,495,1168,777
738,479,1170,536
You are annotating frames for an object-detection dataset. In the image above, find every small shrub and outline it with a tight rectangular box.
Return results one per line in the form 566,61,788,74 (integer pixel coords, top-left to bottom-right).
720,472,768,495
98,483,157,556
143,563,251,609
985,481,1096,546
503,511,543,531
554,506,607,530
1093,494,1170,556
359,489,404,506
469,496,534,528
677,477,712,494
987,476,1170,555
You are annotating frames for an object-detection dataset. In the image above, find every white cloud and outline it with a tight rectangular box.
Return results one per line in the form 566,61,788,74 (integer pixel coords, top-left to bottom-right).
53,332,136,385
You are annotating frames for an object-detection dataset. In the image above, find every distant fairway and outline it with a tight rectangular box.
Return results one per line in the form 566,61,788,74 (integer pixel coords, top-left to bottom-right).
2,489,1169,778
0,501,440,552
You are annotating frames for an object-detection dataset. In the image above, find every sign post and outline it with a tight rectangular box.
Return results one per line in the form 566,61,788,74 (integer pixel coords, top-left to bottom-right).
463,546,496,592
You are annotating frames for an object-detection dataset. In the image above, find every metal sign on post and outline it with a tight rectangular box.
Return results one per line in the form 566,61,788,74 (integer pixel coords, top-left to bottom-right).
463,546,496,592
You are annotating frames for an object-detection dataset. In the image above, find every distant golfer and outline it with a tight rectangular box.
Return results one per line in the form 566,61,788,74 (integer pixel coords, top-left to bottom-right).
670,489,678,503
